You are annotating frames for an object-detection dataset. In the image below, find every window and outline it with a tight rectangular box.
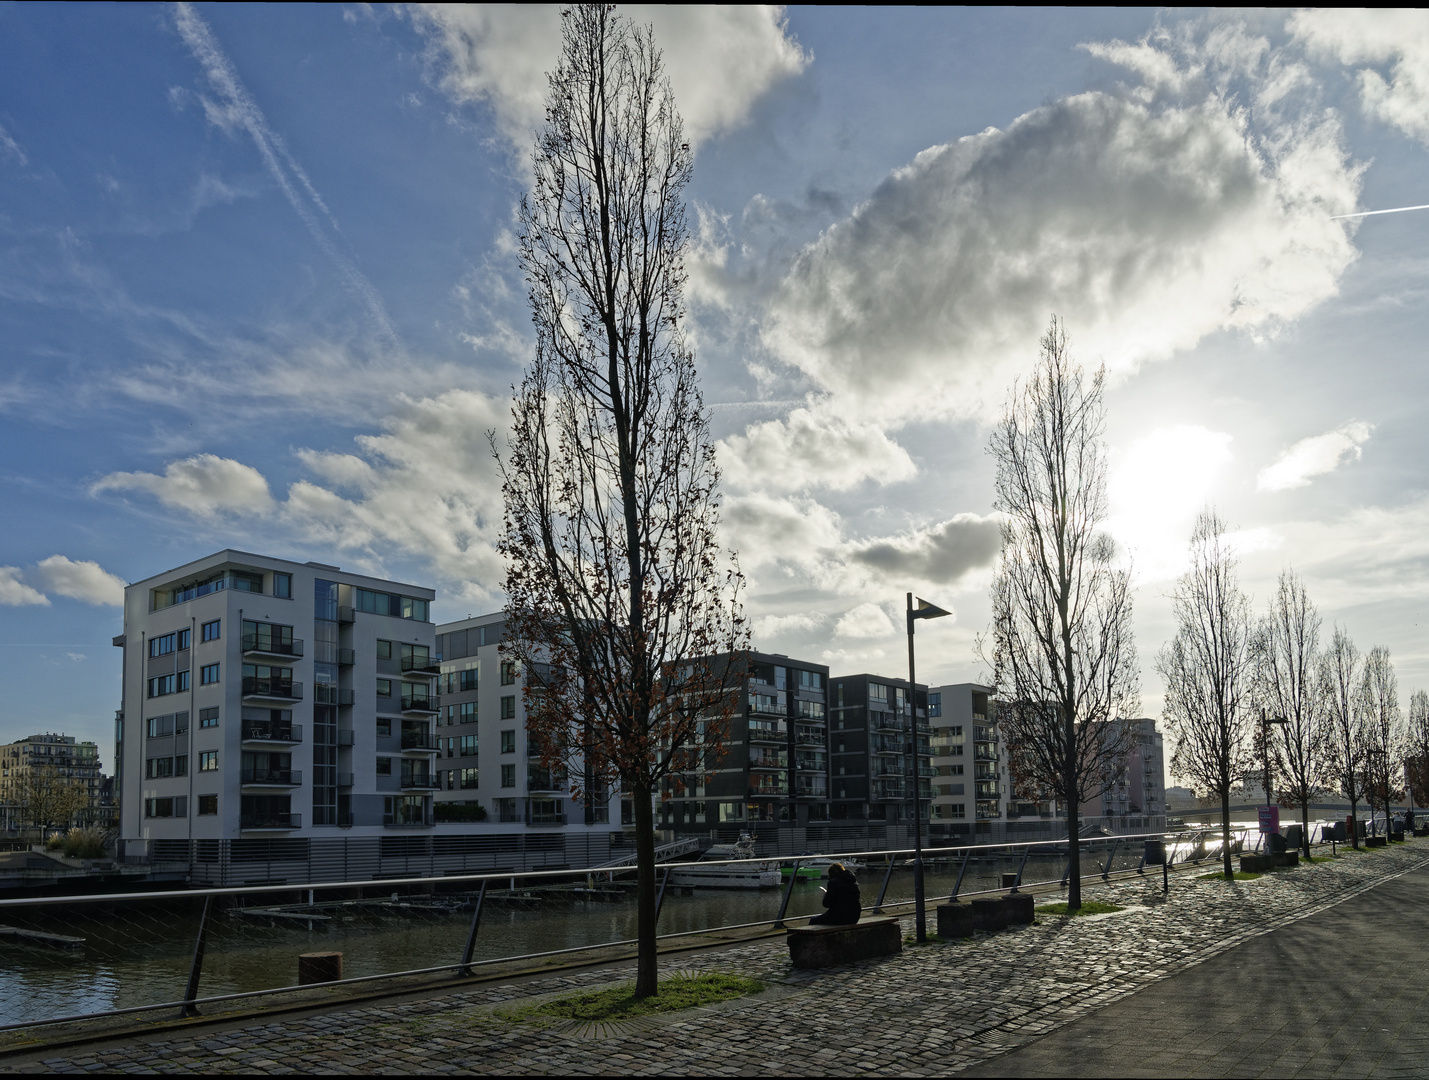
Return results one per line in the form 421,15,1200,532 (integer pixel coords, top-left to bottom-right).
144,797,185,818
197,794,218,816
718,801,745,822
150,632,176,657
500,730,516,754
928,692,941,718
201,620,221,642
500,660,518,685
500,696,516,720
200,707,220,728
199,751,218,772
231,570,263,593
377,639,392,659
146,756,174,779
870,683,888,702
454,667,477,693
461,767,479,790
377,679,392,698
147,672,190,698
377,718,391,738
273,572,291,599
200,663,220,685
798,670,823,691
376,757,393,776
147,714,174,738
459,734,479,757
797,700,825,719
355,589,429,622
948,804,966,819
950,763,965,775
500,764,516,788
455,702,475,725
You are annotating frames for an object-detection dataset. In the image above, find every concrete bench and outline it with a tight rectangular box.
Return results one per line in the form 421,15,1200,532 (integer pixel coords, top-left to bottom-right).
1240,851,1300,873
937,893,1034,938
786,917,901,969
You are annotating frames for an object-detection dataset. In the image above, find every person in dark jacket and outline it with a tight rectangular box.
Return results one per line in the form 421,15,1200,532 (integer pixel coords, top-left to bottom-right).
808,862,861,925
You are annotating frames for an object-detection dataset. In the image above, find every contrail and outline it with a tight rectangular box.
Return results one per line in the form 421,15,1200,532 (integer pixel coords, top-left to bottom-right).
1331,203,1429,220
172,3,401,350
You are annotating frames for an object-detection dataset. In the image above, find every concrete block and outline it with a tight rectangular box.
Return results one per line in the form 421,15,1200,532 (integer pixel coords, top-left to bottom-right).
936,903,975,939
1002,892,1035,925
298,951,343,985
971,897,1009,931
787,918,901,969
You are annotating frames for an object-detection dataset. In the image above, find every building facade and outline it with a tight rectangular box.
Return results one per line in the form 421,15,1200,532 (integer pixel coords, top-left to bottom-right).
829,673,931,824
114,551,438,859
0,733,104,833
927,683,1011,837
1078,717,1166,826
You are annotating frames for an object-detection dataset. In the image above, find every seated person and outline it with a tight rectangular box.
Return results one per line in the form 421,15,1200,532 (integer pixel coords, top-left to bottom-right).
807,862,861,925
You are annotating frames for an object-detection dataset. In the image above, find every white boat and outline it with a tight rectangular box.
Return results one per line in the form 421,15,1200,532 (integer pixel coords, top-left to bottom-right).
668,835,781,889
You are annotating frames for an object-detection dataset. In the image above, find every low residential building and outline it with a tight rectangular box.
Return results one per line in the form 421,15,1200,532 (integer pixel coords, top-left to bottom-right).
0,733,104,833
114,550,438,866
829,673,931,825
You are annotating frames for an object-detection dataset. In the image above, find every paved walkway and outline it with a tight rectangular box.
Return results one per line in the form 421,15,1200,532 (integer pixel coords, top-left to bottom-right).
7,843,1428,1076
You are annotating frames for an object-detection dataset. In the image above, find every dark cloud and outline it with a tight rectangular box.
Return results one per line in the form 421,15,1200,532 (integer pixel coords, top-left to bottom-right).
852,514,1002,584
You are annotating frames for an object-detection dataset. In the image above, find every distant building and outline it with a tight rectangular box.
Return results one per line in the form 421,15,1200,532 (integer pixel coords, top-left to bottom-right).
1078,717,1166,825
927,683,1010,837
828,673,931,825
1165,785,1198,811
0,733,104,833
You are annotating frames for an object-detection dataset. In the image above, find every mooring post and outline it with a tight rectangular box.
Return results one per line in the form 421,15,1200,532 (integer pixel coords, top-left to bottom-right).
178,894,213,1018
457,879,488,977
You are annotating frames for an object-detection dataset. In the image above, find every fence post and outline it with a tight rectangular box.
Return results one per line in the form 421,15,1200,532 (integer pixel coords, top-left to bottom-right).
1010,846,1031,893
949,846,971,902
653,865,672,925
871,854,896,914
457,879,488,977
774,857,801,928
178,894,213,1018
1101,840,1120,882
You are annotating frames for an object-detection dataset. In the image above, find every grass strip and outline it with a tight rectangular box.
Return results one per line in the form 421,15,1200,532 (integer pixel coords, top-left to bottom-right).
503,971,764,1024
1035,900,1124,917
1197,870,1262,881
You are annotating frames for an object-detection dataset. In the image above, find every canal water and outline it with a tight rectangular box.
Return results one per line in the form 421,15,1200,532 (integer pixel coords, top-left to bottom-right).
0,829,1271,1027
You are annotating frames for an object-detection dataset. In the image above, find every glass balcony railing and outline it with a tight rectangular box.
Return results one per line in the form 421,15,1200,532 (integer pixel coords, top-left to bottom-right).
242,634,303,658
241,722,302,743
240,768,302,785
401,696,437,714
400,732,439,751
242,678,303,701
240,812,300,829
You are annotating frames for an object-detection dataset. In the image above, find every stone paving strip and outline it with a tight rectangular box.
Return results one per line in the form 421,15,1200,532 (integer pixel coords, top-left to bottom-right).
10,843,1428,1077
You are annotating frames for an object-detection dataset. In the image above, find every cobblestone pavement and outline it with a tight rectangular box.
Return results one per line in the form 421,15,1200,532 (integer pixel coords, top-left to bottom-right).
10,843,1429,1077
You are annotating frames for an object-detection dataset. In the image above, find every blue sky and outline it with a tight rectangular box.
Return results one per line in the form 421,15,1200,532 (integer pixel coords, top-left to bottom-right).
4,6,1429,765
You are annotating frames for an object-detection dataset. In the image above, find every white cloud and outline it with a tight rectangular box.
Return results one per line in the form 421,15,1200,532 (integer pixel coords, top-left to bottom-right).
411,4,809,150
93,454,276,516
1290,10,1429,144
33,556,126,606
759,30,1361,430
1257,421,1374,492
718,404,916,492
0,123,26,167
834,602,896,640
0,567,48,607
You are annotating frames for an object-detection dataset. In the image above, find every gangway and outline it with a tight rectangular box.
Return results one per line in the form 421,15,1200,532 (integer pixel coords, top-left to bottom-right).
594,837,701,870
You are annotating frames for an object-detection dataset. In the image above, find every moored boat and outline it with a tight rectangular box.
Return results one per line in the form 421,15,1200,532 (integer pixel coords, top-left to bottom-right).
668,835,781,889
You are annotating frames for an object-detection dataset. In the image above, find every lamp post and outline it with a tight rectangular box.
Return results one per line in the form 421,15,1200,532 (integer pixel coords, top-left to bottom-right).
1260,709,1287,848
907,593,951,943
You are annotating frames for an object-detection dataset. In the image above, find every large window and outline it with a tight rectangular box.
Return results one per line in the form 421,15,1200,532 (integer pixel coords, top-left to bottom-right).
798,670,823,691
242,620,296,655
500,661,518,686
200,663,220,685
146,755,187,778
148,629,191,657
199,751,218,772
201,620,221,643
199,707,220,728
144,797,186,818
376,757,393,776
500,730,516,754
197,794,218,815
460,767,478,789
459,734,478,757
147,671,190,699
377,679,392,698
273,572,291,598
383,794,427,826
354,589,429,622
500,764,515,788
500,696,516,720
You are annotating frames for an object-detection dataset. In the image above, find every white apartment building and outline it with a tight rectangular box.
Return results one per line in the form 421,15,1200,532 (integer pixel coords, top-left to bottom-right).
928,683,1012,837
114,551,437,859
434,613,621,832
1079,717,1166,825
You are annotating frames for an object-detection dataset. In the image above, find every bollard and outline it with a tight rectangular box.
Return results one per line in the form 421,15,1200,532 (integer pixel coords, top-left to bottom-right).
298,951,343,985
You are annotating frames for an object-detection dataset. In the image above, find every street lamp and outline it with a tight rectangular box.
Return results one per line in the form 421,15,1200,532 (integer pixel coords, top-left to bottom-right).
1260,709,1287,849
907,593,951,943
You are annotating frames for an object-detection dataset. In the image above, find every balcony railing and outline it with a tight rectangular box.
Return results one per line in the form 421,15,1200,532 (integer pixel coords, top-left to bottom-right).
400,774,438,789
242,678,303,701
795,731,826,747
747,721,786,742
241,722,302,743
401,696,437,714
527,770,566,792
338,606,355,624
240,768,302,785
526,808,567,827
314,686,354,707
748,754,787,771
749,780,789,797
400,732,438,751
336,772,354,787
240,812,301,830
795,778,828,797
400,655,440,675
795,757,826,772
336,648,355,666
336,730,355,747
974,750,998,762
242,635,303,658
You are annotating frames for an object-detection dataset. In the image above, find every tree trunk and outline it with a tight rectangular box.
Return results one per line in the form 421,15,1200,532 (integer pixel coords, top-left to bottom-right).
1301,801,1310,858
1349,796,1359,849
1065,785,1081,909
632,781,659,999
1221,790,1233,879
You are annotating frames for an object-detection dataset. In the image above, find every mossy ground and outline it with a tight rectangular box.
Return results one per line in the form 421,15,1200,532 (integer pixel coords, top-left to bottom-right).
501,972,763,1024
1036,900,1125,916
1198,870,1262,881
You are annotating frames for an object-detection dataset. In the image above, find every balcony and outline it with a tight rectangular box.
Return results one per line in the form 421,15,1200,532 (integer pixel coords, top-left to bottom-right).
400,773,439,789
241,768,302,786
241,722,303,744
527,769,566,793
336,730,355,747
242,678,303,702
242,634,304,659
749,781,789,797
795,776,828,797
795,756,826,772
748,753,788,771
337,772,354,787
526,807,567,827
873,714,907,732
747,720,786,743
872,782,907,800
795,731,826,747
400,732,439,751
401,695,437,715
975,782,1001,798
314,686,354,707
974,750,998,762
400,655,440,676
336,648,355,666
338,606,355,624
918,765,937,778
240,812,301,830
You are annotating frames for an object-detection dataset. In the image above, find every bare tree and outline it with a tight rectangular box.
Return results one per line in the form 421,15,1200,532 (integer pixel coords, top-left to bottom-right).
1253,568,1322,857
1158,509,1257,880
15,766,90,834
1318,626,1367,848
1358,645,1403,837
497,6,747,999
986,316,1139,911
1406,689,1429,812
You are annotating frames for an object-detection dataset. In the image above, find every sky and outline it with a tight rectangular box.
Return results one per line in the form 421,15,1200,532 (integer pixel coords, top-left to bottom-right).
3,5,1429,768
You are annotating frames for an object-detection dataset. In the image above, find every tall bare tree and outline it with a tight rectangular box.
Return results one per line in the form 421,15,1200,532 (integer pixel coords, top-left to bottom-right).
1253,568,1322,857
986,316,1139,911
15,766,90,834
497,6,747,999
1158,509,1256,880
1358,645,1403,837
1318,626,1366,848
1406,689,1429,812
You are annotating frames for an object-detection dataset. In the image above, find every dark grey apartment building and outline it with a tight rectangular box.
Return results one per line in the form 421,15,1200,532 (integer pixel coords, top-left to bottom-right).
660,651,831,836
828,674,932,824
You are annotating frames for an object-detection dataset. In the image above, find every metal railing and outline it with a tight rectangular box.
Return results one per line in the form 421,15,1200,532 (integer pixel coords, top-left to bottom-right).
0,824,1365,1033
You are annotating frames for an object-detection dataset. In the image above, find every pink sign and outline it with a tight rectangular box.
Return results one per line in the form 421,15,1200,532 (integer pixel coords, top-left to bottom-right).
1258,805,1281,834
